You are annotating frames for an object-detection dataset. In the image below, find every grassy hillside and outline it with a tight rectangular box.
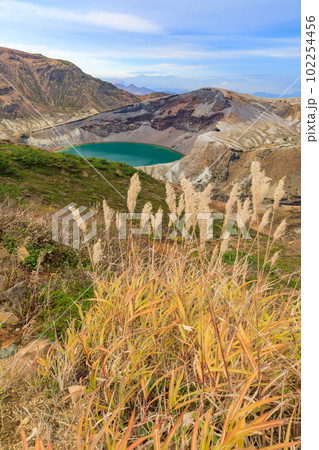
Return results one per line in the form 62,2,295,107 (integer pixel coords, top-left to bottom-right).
0,140,169,338
0,140,167,211
0,147,300,448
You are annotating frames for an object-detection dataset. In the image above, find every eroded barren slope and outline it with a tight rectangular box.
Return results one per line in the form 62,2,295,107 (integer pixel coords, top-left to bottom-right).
25,87,300,204
0,47,139,140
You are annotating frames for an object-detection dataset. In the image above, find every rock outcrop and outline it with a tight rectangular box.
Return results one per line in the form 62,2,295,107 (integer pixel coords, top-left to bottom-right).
24,87,300,204
0,281,28,313
139,91,301,204
24,88,232,154
0,339,51,382
0,46,300,205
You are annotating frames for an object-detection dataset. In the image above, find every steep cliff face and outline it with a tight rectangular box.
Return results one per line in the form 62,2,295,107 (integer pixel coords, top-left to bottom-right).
139,91,301,204
25,88,233,153
0,47,139,140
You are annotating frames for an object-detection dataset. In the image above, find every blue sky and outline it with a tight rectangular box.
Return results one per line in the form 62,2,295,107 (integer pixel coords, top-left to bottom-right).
0,0,301,95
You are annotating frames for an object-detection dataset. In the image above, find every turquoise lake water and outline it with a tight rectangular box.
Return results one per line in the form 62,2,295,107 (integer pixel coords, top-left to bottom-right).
62,142,183,167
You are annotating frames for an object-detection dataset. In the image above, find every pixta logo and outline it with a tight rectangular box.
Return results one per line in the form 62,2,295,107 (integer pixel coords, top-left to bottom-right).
52,203,96,249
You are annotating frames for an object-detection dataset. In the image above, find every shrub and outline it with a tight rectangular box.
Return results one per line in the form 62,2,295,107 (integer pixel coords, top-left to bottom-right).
32,165,300,448
0,155,17,175
0,182,21,200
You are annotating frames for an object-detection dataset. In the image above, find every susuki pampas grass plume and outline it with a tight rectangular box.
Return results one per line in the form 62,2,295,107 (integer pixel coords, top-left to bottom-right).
181,176,199,230
115,211,120,231
198,183,213,249
166,182,177,227
127,173,141,214
165,182,176,215
13,160,299,449
92,239,103,266
69,205,86,232
271,250,281,267
251,161,270,221
181,176,198,213
273,176,286,210
273,218,287,241
223,182,238,231
220,233,230,255
198,183,213,212
259,208,272,233
237,197,252,229
103,199,114,234
151,206,163,235
140,201,152,233
177,193,185,217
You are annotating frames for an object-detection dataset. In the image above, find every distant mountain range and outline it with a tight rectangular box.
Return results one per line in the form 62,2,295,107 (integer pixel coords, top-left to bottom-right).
113,82,174,97
253,91,301,98
111,83,300,100
114,83,155,96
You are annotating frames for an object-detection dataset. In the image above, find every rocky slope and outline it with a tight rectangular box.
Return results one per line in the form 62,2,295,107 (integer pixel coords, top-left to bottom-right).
24,88,231,152
140,91,301,204
0,47,139,140
24,87,300,204
137,92,170,101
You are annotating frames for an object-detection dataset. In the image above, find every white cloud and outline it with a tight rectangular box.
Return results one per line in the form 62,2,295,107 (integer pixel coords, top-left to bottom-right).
2,40,299,62
0,1,160,33
0,39,300,82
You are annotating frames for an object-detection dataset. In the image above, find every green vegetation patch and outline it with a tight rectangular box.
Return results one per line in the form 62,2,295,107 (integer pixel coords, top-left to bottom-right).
0,141,167,211
38,279,94,338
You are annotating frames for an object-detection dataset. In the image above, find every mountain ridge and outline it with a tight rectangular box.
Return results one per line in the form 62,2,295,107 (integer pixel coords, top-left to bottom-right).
114,82,155,96
0,47,300,207
24,87,300,205
0,47,140,140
